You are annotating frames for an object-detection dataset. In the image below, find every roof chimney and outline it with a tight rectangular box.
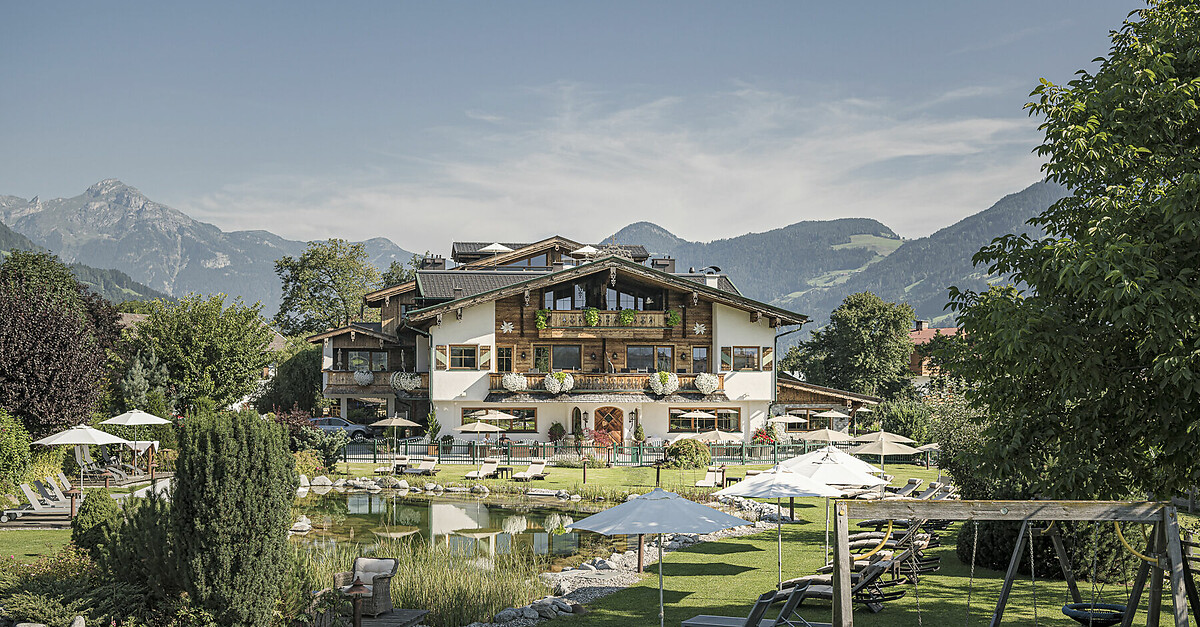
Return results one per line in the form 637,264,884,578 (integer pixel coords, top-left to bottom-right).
650,257,676,273
704,275,719,288
420,255,446,270
915,320,927,331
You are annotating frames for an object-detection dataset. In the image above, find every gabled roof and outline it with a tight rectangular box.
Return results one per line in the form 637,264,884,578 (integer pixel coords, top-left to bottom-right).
416,270,542,299
405,255,807,326
776,372,882,405
306,321,400,344
676,273,742,296
363,279,417,305
909,327,960,345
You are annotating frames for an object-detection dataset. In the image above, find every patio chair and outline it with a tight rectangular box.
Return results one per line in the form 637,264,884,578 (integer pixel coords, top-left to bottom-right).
512,460,547,482
334,557,399,617
694,466,725,488
466,458,500,480
101,445,144,477
402,458,439,476
388,456,412,474
683,585,830,627
912,482,943,500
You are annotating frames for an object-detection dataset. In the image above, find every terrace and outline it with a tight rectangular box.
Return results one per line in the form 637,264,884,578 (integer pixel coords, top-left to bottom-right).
488,371,723,393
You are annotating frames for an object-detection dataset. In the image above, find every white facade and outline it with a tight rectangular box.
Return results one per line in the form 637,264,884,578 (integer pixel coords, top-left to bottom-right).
424,300,779,443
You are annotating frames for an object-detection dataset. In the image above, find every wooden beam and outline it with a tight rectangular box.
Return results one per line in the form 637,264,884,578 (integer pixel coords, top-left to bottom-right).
1162,507,1191,627
1046,526,1083,604
832,500,852,625
1122,528,1153,627
842,500,1165,523
989,520,1029,627
1148,522,1164,625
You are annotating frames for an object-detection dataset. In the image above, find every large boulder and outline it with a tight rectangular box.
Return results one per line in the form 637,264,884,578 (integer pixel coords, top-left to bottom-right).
494,608,519,622
310,475,332,486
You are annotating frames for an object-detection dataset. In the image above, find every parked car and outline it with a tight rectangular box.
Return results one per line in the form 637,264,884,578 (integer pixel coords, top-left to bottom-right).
310,417,373,440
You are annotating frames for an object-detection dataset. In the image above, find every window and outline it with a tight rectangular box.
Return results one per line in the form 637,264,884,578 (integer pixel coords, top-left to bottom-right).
341,350,388,372
733,347,759,371
667,408,741,433
543,283,589,310
627,345,673,372
605,285,664,311
783,410,812,432
534,344,582,371
449,345,478,370
462,407,537,433
496,346,514,373
692,347,709,373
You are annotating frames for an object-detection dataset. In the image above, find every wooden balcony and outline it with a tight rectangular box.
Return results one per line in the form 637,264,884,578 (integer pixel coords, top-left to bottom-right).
489,372,723,394
541,310,672,339
324,371,429,396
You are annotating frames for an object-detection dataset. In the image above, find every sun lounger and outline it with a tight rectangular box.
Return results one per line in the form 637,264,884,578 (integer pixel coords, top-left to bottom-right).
513,460,548,482
885,478,922,497
775,562,907,613
33,480,65,505
102,445,144,477
694,466,724,488
684,585,830,627
56,473,73,492
18,484,69,514
911,482,942,500
402,458,439,476
465,458,500,480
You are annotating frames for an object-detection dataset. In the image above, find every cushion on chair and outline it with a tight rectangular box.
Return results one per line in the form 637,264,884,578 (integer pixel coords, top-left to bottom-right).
353,557,397,587
341,584,373,595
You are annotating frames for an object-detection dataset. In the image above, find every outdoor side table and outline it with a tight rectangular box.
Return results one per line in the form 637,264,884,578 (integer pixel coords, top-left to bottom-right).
496,466,513,480
723,477,742,487
64,488,82,517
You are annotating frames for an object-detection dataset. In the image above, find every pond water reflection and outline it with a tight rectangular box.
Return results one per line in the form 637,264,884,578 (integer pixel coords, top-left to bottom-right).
291,490,624,567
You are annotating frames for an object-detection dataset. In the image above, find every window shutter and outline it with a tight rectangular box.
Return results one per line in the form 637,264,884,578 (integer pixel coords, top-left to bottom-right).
478,345,492,371
720,347,733,371
435,345,448,371
761,347,774,371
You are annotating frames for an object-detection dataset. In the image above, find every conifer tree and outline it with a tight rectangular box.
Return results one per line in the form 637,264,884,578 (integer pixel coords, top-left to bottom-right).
172,405,295,626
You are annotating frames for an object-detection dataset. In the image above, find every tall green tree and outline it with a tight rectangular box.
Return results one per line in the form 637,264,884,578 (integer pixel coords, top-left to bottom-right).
129,294,273,410
274,239,380,335
781,291,914,397
942,0,1200,499
172,406,294,626
255,337,323,414
0,251,116,437
379,251,428,288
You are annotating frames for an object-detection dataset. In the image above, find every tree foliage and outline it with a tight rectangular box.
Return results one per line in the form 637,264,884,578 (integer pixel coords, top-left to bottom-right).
72,488,121,559
254,337,323,414
0,251,114,437
942,1,1200,499
274,238,381,335
873,398,933,445
128,294,273,411
380,251,428,288
781,291,914,398
172,406,294,626
0,409,32,496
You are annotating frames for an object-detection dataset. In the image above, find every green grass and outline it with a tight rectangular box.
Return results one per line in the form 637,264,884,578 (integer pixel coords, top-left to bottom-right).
0,529,71,563
831,234,904,256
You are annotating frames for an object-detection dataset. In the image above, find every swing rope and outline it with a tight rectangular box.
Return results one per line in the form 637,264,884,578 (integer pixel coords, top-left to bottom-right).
964,520,979,626
1089,521,1100,617
1029,524,1039,626
908,548,923,626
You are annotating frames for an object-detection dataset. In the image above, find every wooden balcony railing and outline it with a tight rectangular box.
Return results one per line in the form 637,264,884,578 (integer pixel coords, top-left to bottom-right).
546,310,668,328
489,372,723,394
325,370,429,394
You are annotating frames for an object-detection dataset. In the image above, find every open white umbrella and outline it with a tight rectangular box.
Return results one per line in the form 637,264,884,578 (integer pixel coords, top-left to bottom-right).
372,415,422,462
767,415,807,425
569,245,599,257
798,428,854,443
851,439,922,471
479,242,513,253
780,445,882,476
102,410,171,475
34,425,132,490
715,466,842,588
784,449,888,556
812,409,850,420
689,429,742,443
853,430,916,445
569,488,749,627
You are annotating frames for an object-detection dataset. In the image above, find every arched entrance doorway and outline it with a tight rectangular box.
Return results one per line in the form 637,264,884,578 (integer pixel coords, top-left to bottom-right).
593,407,624,442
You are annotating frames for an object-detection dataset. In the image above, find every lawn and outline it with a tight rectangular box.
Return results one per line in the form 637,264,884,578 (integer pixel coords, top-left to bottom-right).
0,529,71,563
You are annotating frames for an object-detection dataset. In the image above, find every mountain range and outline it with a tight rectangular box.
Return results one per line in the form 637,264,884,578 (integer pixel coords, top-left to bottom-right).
0,180,412,313
607,181,1066,327
0,218,170,304
1,179,1067,329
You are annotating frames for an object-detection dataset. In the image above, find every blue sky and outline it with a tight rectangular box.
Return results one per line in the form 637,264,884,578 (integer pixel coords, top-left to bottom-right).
0,2,1141,250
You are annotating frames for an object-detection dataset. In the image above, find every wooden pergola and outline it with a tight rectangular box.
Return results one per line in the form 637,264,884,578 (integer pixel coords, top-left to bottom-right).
831,500,1197,626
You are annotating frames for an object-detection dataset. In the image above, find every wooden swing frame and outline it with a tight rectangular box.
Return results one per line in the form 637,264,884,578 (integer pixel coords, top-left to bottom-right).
831,500,1197,627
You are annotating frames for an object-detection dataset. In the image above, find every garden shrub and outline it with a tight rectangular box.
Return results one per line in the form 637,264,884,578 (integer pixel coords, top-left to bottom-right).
293,449,323,477
549,453,605,468
663,438,711,469
750,427,776,445
98,494,179,608
290,426,346,470
0,545,149,627
875,398,933,444
172,407,294,626
548,422,566,442
23,447,65,490
0,409,32,496
71,487,120,558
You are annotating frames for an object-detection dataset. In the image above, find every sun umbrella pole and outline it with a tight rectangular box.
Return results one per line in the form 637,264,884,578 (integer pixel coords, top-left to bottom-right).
777,496,783,589
658,532,664,627
824,497,830,558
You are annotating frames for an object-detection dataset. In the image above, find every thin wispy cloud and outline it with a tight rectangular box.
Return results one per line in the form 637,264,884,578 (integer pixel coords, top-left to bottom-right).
183,83,1044,252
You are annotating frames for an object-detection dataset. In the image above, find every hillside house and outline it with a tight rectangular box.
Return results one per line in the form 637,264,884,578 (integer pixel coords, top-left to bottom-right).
909,320,960,381
308,236,808,443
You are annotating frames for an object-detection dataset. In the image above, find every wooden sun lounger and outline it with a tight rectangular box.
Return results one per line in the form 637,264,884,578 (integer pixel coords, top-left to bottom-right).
466,458,500,480
402,459,439,476
513,461,548,482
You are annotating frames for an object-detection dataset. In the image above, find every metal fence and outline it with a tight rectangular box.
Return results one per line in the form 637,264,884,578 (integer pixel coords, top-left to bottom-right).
342,438,851,467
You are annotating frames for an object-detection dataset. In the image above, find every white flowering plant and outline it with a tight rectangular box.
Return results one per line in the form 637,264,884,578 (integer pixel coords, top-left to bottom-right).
501,372,528,392
544,371,575,394
390,372,422,392
649,371,679,395
694,372,720,395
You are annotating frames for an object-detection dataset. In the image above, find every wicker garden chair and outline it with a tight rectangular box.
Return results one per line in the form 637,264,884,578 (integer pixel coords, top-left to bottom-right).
334,557,399,616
